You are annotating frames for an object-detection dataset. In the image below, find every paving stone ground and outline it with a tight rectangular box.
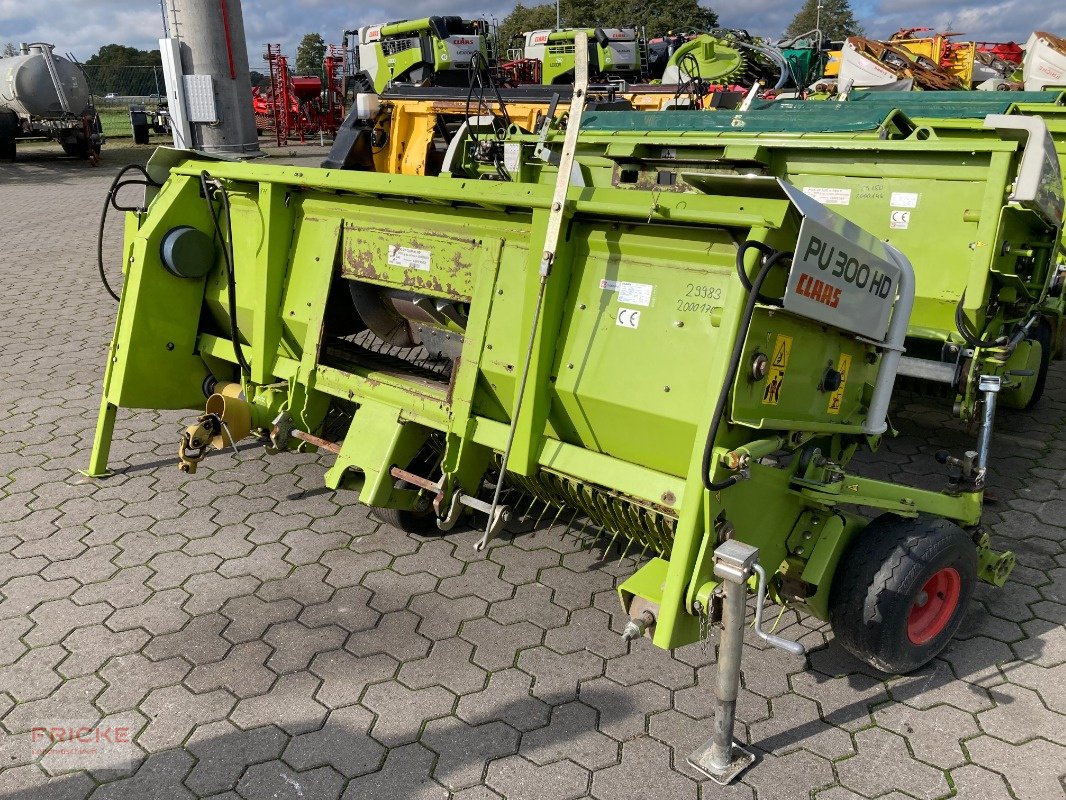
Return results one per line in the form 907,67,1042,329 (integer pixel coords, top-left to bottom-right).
0,139,1063,800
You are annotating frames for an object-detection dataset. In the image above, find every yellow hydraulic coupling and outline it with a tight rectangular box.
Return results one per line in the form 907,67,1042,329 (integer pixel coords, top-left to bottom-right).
177,383,253,473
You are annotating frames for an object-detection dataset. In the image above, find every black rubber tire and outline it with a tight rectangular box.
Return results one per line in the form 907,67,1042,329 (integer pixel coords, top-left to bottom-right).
61,138,89,157
828,514,977,674
0,110,17,161
373,480,437,534
1024,318,1052,410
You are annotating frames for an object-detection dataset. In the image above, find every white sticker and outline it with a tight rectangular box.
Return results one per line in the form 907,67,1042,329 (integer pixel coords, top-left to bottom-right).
600,279,653,307
503,142,521,173
387,245,431,271
890,192,919,208
889,210,911,230
616,308,641,328
802,187,852,206
618,281,653,306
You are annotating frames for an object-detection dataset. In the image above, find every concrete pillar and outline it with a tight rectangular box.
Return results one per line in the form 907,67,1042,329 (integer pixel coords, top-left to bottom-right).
165,0,260,155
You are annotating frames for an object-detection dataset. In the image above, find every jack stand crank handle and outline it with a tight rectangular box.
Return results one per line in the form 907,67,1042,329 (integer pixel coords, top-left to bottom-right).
752,564,806,656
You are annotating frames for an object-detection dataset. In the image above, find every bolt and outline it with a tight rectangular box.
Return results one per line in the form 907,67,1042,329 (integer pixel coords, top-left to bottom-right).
497,289,504,295
751,353,769,381
579,303,587,310
663,386,670,392
796,547,805,555
166,342,174,351
802,530,812,540
552,202,562,211
674,320,684,328
621,610,655,641
567,363,574,369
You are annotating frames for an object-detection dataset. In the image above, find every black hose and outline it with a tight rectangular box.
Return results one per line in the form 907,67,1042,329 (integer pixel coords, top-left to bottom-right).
735,239,782,304
199,170,251,375
701,246,791,491
954,291,1006,349
97,164,161,301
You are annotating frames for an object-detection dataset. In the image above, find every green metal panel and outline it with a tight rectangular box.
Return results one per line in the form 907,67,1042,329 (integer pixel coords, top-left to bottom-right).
461,119,1061,421
580,108,911,135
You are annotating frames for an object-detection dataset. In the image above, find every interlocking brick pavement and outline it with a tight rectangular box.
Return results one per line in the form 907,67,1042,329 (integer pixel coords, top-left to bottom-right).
0,140,1063,799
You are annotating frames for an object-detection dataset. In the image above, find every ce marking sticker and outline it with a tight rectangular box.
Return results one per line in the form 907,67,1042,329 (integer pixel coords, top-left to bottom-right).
616,308,641,329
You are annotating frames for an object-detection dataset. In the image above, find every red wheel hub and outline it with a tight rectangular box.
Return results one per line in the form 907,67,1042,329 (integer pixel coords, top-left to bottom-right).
907,567,961,645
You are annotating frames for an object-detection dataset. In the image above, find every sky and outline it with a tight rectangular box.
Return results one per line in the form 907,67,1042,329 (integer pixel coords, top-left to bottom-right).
0,0,1063,66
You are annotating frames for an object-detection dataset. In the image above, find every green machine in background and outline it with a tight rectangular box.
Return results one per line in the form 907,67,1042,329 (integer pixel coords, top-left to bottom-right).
519,27,644,85
344,17,492,94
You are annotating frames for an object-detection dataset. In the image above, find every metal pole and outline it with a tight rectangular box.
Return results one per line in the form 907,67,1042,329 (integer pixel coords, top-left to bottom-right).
164,0,261,155
556,0,561,30
976,375,1001,473
688,540,758,785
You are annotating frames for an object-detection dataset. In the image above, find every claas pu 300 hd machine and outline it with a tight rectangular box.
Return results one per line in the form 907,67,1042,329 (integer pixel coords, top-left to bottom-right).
87,37,1021,784
449,105,1065,431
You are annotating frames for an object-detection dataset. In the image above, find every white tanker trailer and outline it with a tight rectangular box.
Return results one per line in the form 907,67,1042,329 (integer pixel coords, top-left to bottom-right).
0,42,103,161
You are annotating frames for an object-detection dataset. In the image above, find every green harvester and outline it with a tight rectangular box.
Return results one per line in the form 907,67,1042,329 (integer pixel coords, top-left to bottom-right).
87,43,1043,784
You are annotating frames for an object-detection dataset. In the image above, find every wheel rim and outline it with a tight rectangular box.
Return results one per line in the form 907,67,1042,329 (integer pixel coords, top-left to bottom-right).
907,567,961,645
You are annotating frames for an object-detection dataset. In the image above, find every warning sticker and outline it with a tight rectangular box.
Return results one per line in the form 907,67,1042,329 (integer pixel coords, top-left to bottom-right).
890,191,919,208
802,187,852,206
762,334,793,405
387,245,431,271
889,210,911,230
600,279,653,307
827,352,852,415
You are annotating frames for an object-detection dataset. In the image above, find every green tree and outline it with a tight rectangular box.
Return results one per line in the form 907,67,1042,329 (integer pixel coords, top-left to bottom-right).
498,0,718,52
295,33,327,77
785,0,863,42
82,44,163,97
1,43,17,58
249,69,269,88
85,43,162,68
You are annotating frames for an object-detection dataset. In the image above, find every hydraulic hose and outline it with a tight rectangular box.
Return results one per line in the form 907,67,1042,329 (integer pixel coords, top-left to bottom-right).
199,170,251,375
96,164,160,301
954,292,1006,349
702,246,791,491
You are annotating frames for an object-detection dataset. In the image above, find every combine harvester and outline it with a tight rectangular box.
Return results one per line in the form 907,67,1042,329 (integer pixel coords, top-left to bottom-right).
0,42,103,161
343,17,492,94
88,38,1030,784
512,27,644,85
